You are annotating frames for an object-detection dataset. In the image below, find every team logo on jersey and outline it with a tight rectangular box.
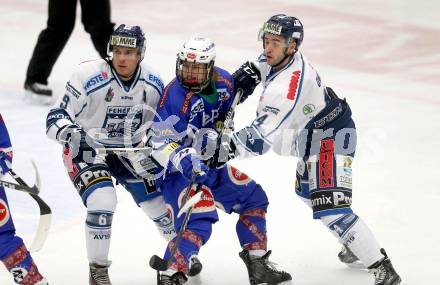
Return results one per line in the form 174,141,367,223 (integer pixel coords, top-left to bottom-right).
105,87,115,102
178,185,215,214
0,199,10,227
102,106,143,138
227,165,252,185
303,104,315,115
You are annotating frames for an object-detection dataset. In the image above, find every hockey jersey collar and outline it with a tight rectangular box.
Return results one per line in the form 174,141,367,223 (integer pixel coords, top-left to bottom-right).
111,64,142,93
265,53,297,84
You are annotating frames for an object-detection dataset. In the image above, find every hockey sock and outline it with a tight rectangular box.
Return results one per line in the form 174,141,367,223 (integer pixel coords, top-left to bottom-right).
85,187,116,265
1,244,45,284
237,208,267,251
321,213,384,267
140,196,176,241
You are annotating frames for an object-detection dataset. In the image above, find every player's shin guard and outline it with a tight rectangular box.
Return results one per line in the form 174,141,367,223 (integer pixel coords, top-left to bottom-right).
237,209,267,253
321,213,384,267
85,187,116,266
140,196,176,241
1,244,48,285
164,220,211,276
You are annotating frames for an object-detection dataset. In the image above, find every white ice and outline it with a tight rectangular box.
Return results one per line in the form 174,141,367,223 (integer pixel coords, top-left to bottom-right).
0,0,439,284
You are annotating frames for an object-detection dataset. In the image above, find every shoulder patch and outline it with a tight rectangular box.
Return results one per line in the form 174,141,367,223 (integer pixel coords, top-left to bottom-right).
147,73,165,94
84,71,110,92
214,72,233,91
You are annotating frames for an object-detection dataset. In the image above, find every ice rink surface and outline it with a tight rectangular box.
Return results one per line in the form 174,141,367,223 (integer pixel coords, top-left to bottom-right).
1,0,439,284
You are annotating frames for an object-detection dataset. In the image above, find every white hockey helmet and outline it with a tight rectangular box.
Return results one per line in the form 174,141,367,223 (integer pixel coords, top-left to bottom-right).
176,36,216,92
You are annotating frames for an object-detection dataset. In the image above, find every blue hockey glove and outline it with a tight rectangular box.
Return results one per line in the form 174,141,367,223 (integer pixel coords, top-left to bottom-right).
232,61,261,103
170,145,209,183
57,124,97,161
0,151,12,175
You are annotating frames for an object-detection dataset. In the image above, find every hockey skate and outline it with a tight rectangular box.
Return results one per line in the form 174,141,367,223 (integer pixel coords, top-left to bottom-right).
89,263,112,285
368,249,401,285
338,245,366,268
187,255,203,277
24,81,52,97
157,272,187,285
24,81,53,105
239,249,292,285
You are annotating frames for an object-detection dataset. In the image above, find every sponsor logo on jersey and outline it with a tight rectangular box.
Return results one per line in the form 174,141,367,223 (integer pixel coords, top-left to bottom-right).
148,74,164,91
319,139,335,188
178,185,215,214
66,81,80,99
262,105,280,115
85,72,108,91
189,99,204,122
314,104,343,128
105,87,115,102
310,190,352,210
0,199,10,227
120,95,133,100
111,35,137,48
217,88,230,101
227,165,252,185
73,166,112,194
303,104,315,115
287,70,301,100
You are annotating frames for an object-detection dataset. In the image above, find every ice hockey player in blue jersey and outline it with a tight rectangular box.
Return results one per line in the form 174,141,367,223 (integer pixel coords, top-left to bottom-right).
0,114,48,285
148,36,291,285
213,14,401,285
45,24,176,285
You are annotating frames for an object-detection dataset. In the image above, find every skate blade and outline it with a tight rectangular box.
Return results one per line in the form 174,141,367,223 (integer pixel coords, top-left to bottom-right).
344,261,367,269
259,281,294,285
24,90,53,106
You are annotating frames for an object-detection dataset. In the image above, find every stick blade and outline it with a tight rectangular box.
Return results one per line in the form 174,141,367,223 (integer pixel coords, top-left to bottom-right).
149,254,169,271
29,213,51,252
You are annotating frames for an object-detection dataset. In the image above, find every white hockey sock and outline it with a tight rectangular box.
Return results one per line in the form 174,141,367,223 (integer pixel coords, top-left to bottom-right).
140,196,176,241
85,186,117,265
321,213,384,267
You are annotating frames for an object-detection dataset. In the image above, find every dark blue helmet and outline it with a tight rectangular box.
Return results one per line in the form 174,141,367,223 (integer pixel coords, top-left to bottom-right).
260,14,304,47
108,24,146,60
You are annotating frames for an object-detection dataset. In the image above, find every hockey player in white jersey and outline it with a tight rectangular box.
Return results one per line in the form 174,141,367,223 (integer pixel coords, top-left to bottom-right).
45,24,179,285
213,14,401,285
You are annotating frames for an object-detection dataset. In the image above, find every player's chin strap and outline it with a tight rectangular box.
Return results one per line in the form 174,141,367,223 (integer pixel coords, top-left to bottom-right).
6,162,52,252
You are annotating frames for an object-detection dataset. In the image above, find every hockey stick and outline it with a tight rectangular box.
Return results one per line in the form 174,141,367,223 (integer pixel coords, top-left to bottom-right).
0,180,39,195
149,176,204,271
8,162,52,252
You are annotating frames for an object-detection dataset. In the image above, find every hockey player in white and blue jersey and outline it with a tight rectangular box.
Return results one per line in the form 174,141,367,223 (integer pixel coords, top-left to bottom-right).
45,24,176,285
214,15,401,285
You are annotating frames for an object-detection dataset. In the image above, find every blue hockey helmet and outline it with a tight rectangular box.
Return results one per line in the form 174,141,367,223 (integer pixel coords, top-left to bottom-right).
259,14,304,47
108,24,146,60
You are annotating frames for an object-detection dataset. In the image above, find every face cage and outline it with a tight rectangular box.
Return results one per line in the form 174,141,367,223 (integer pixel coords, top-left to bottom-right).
175,58,214,92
